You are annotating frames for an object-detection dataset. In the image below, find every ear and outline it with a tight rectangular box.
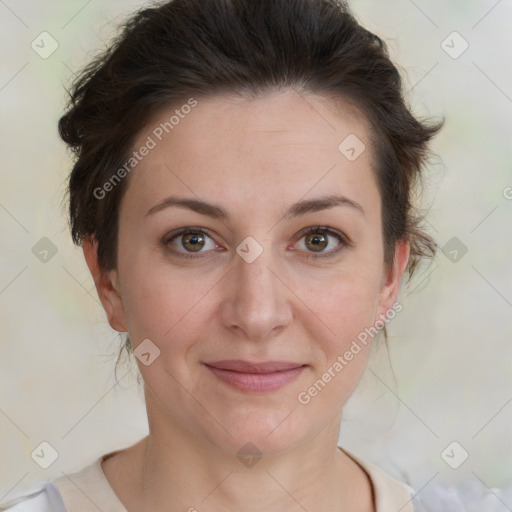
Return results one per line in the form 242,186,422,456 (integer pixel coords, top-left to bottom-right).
375,240,410,323
82,236,128,332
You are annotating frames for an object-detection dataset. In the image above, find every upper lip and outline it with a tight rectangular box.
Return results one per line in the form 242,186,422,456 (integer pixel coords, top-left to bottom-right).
204,360,305,373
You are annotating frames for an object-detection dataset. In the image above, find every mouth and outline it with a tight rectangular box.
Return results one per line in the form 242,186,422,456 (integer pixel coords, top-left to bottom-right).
203,360,307,393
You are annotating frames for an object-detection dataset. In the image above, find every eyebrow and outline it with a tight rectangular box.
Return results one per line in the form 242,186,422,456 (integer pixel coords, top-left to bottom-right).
145,194,365,219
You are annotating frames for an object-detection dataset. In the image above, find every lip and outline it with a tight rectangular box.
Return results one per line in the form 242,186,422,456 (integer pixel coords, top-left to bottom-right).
203,360,306,392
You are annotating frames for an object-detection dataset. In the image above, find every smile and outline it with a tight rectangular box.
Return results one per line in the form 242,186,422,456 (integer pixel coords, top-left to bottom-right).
202,360,307,392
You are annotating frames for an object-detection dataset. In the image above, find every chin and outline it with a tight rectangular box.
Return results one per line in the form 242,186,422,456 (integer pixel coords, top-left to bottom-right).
202,406,311,457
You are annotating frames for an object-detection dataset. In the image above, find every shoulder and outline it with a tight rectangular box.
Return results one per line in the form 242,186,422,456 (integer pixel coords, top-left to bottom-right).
0,482,66,512
0,451,123,512
338,446,416,512
358,457,416,511
50,452,127,512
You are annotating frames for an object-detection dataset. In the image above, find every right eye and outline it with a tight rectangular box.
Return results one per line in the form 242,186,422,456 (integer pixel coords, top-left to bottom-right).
163,227,220,258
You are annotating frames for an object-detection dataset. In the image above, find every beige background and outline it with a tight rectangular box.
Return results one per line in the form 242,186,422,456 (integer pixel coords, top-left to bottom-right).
1,0,511,505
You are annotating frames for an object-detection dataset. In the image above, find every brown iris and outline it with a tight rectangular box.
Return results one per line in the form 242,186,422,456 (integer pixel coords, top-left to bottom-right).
181,232,205,252
305,232,328,252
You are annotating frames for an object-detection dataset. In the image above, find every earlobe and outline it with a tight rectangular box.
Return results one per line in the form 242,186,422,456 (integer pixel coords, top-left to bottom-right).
376,240,410,320
82,236,128,333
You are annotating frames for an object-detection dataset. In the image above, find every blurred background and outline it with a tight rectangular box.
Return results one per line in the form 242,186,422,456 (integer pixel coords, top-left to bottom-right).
1,0,511,508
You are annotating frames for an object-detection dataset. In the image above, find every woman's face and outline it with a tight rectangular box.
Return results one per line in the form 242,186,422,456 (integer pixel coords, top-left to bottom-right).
86,89,408,454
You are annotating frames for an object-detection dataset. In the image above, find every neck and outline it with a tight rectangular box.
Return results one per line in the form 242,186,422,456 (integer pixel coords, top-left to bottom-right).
122,392,373,512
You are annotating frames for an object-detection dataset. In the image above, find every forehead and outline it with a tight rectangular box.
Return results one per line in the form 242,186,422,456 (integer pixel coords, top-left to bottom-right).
122,89,379,221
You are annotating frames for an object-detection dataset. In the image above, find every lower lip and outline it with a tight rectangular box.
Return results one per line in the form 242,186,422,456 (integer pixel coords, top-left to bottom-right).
204,364,306,392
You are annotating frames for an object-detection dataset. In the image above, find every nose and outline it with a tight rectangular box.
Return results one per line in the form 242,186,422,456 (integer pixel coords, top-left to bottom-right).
219,240,293,341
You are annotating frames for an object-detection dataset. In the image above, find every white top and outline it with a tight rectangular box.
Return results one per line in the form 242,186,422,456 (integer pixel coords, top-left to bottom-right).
0,446,416,511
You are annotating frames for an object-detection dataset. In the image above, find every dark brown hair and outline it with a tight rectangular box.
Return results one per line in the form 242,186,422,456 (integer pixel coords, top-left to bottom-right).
58,0,442,371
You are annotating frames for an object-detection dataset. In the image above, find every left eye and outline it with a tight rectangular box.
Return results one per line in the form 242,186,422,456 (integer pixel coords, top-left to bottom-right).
294,227,348,258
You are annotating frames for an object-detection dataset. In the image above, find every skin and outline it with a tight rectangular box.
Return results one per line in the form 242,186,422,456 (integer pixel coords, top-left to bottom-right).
83,89,409,512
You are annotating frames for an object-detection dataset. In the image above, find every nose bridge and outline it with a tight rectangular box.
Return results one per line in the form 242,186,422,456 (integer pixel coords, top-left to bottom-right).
221,235,291,340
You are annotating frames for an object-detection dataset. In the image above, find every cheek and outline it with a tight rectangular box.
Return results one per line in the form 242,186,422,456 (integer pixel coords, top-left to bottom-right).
302,265,382,343
118,255,217,349
294,276,380,413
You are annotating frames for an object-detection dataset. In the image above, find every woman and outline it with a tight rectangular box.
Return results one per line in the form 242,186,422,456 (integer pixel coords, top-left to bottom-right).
1,0,442,510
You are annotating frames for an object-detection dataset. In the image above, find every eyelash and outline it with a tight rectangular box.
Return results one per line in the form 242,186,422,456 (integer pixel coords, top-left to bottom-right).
162,226,351,260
